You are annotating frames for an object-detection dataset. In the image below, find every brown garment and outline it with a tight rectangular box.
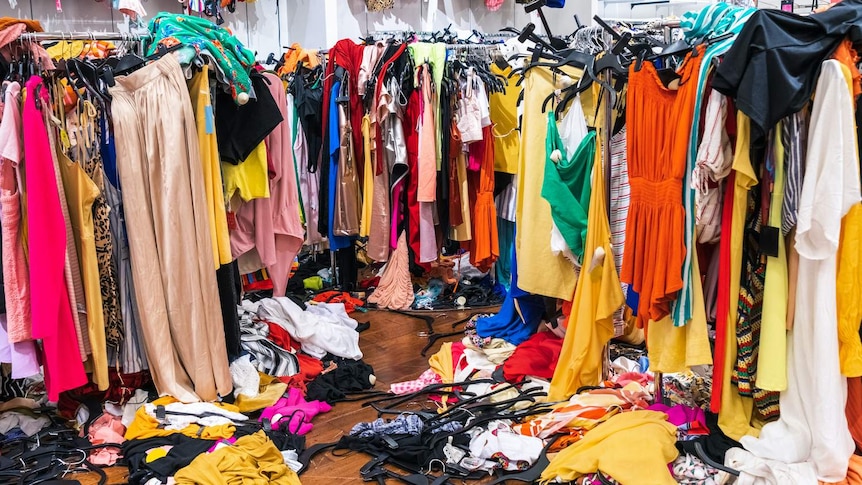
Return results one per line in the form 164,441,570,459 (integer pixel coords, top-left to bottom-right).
0,18,42,33
44,103,91,360
109,54,231,402
365,0,394,12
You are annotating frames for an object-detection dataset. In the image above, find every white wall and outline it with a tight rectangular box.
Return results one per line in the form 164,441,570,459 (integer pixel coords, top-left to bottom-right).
0,0,704,55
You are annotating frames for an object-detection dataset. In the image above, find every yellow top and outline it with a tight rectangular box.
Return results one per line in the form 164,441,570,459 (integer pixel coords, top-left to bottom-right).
360,115,373,237
547,129,624,400
717,111,761,441
646,243,713,372
188,66,232,268
757,127,789,391
125,396,238,441
174,431,301,485
489,64,520,174
223,141,270,202
57,149,108,391
540,411,679,485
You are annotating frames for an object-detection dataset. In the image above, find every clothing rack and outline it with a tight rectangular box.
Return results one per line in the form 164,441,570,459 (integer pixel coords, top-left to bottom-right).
18,31,153,42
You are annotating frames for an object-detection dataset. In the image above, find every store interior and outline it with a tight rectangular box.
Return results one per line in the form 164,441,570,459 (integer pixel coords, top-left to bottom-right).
0,0,858,483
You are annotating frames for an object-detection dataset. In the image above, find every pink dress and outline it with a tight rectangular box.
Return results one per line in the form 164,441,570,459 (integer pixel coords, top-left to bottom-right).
23,76,86,400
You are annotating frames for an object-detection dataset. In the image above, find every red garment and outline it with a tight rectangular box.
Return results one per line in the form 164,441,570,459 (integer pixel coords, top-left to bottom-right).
710,172,736,413
58,370,152,420
848,377,862,452
503,332,564,381
266,322,302,352
404,88,431,271
311,291,365,313
278,353,325,395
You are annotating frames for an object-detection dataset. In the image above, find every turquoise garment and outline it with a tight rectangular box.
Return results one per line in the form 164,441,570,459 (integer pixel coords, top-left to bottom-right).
670,4,756,327
541,111,596,265
146,13,255,104
496,218,515,291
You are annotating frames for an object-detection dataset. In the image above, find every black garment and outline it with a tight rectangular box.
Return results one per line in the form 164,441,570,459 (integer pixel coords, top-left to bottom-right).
216,261,242,361
677,412,742,464
124,434,215,485
713,0,862,151
291,66,325,172
215,72,284,164
306,354,375,404
234,424,306,453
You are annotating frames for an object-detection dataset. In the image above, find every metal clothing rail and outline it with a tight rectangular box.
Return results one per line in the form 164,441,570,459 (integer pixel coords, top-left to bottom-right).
18,31,153,42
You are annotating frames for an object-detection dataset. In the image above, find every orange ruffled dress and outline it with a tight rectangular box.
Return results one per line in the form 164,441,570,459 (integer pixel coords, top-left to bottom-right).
622,46,704,328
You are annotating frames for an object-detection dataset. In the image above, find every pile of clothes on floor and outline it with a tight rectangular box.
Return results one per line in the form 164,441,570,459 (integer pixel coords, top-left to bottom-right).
365,252,506,311
0,295,378,484
310,306,732,485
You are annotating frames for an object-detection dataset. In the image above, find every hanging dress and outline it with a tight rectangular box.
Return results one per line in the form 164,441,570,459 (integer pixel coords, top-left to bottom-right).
622,47,704,328
547,126,625,401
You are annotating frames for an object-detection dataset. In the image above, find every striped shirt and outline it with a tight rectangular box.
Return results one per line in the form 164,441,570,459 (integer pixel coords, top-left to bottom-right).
781,108,809,236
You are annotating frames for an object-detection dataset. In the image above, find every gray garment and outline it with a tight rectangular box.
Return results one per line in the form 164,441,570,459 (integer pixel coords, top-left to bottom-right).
781,108,810,236
0,411,50,436
104,179,148,373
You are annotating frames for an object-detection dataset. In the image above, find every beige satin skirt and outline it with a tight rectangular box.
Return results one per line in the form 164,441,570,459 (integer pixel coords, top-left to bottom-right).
109,54,231,402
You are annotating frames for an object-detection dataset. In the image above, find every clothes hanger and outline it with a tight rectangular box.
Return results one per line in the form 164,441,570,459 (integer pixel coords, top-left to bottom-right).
485,435,562,485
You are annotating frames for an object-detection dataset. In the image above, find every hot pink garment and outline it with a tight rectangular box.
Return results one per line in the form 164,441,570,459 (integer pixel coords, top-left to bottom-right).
0,81,32,343
23,76,86,400
231,73,304,296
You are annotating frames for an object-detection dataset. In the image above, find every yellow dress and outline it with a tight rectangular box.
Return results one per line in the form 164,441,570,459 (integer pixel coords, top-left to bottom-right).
515,67,580,300
489,64,520,174
57,150,108,390
757,129,789,391
223,141,270,202
540,411,679,485
359,115,373,237
188,66,232,268
838,203,862,377
717,112,760,441
547,130,624,401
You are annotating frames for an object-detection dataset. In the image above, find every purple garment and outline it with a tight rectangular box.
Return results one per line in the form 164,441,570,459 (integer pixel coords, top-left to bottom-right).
0,314,40,379
648,403,707,429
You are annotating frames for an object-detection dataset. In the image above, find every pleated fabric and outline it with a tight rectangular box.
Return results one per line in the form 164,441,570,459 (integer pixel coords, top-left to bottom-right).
109,54,231,402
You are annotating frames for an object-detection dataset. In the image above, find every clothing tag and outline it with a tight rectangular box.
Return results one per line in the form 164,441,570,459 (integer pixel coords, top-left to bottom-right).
60,129,72,150
226,211,238,231
760,225,780,257
205,105,215,135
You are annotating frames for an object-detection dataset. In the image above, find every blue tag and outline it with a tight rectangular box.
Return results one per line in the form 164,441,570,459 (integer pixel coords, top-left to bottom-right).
205,105,214,135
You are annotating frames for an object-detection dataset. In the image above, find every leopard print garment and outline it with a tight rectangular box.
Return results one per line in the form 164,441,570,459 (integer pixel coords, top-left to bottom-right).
366,0,394,12
76,104,124,350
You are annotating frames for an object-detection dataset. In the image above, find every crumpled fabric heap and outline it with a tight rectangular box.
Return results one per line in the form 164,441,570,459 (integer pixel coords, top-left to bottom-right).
368,232,415,310
350,414,424,438
146,13,255,104
672,453,719,485
468,420,545,471
252,298,362,360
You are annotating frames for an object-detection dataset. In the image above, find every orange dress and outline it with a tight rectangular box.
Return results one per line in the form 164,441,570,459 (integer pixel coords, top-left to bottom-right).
622,46,705,328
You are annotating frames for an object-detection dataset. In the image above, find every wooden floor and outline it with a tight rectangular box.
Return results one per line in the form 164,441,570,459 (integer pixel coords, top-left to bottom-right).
73,308,489,485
